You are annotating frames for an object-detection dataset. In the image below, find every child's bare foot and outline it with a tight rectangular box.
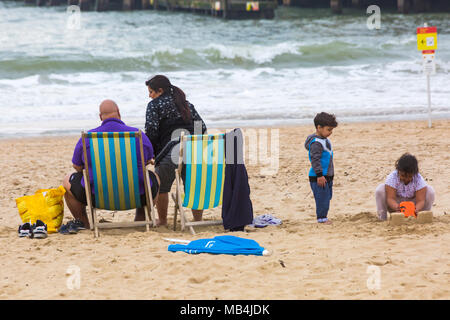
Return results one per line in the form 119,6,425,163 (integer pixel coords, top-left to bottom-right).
318,218,332,224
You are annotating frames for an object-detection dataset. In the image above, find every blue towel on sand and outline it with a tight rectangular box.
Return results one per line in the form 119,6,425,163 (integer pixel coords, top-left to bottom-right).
168,235,265,256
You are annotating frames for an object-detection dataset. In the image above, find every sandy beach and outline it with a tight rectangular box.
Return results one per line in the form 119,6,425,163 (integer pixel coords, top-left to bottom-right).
0,119,449,300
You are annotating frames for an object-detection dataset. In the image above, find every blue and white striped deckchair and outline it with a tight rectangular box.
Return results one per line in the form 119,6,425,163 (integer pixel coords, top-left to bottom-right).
81,131,156,237
172,132,226,234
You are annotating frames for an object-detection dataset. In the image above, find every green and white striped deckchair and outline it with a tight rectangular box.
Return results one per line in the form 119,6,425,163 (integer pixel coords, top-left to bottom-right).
81,131,156,237
172,132,226,234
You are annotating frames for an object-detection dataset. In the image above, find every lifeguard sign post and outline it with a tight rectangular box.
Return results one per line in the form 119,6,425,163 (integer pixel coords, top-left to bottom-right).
417,24,437,128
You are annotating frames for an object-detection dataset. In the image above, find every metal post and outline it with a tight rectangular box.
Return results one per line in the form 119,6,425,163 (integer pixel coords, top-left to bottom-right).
223,0,228,19
351,0,363,8
427,74,432,128
79,0,91,10
331,0,343,14
95,0,109,11
423,22,432,128
123,0,134,10
412,0,425,12
397,0,410,13
142,0,149,9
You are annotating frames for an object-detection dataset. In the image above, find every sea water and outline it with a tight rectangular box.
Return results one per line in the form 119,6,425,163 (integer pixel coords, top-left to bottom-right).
0,2,449,137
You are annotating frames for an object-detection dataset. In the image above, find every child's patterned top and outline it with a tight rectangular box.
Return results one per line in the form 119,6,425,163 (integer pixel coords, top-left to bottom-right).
385,170,427,198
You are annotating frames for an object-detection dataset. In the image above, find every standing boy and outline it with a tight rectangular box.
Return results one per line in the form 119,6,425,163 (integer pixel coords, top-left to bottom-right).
304,112,338,224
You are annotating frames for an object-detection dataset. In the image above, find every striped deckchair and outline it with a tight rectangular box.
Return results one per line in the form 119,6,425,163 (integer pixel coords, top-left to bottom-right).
81,131,156,237
172,132,225,234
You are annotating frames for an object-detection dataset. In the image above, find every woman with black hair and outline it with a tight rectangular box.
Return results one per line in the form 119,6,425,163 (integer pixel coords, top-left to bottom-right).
375,153,435,220
145,75,207,226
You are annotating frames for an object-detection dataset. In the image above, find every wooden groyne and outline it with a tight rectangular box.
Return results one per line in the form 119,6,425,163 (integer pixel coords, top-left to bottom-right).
20,0,278,18
283,0,450,14
14,0,450,17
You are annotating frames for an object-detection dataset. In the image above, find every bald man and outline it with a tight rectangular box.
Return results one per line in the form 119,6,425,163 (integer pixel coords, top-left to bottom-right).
61,100,160,234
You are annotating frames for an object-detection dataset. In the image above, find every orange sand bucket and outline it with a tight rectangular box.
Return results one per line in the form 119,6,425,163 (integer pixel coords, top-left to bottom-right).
399,201,416,218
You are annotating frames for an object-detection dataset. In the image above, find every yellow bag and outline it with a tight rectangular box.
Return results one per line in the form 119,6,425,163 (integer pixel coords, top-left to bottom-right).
15,186,66,234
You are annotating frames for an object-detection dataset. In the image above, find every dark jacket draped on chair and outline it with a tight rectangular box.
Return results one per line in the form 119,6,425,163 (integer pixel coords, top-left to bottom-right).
222,128,254,231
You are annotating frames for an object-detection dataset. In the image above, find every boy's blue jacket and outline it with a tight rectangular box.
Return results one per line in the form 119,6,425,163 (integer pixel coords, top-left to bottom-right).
305,134,334,180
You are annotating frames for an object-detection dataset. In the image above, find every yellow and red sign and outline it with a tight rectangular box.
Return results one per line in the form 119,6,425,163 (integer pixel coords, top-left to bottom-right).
246,1,259,11
417,26,437,52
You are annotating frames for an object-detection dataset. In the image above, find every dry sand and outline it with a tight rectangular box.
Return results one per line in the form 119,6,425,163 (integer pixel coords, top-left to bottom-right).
0,119,449,300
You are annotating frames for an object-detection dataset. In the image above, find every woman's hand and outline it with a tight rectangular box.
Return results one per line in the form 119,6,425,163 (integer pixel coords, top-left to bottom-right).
146,158,155,166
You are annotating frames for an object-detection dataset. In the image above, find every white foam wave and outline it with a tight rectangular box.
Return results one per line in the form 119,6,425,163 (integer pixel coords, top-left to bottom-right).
1,64,449,136
204,42,301,64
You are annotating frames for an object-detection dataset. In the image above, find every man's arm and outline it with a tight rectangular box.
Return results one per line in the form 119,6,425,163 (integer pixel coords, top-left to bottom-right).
73,164,83,172
72,138,85,172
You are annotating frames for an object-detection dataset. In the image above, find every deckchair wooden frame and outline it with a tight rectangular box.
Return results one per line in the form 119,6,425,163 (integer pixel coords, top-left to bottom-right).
172,132,224,235
81,131,156,238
